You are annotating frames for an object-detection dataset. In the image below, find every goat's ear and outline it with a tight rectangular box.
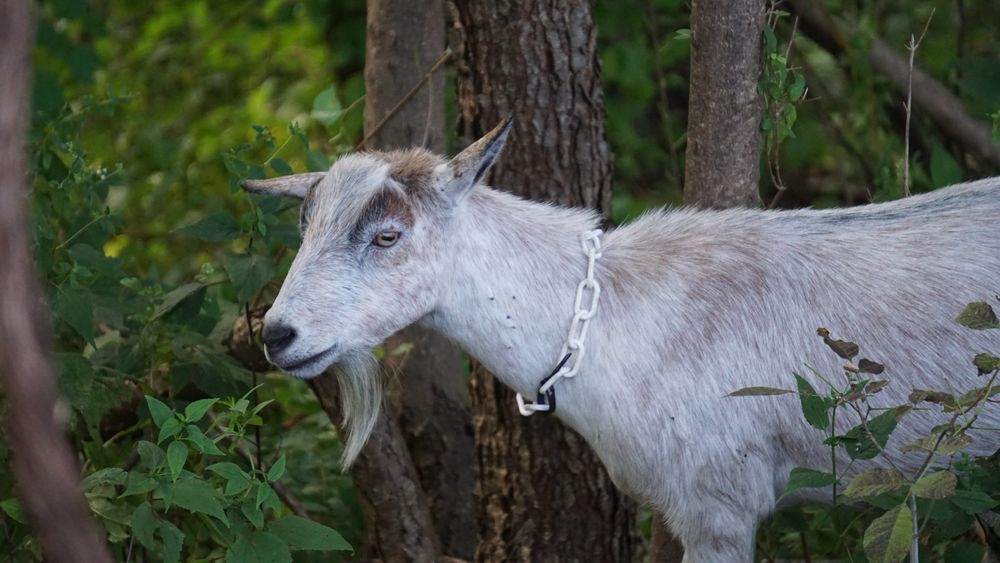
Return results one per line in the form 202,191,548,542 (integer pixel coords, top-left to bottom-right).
443,117,512,203
240,173,325,200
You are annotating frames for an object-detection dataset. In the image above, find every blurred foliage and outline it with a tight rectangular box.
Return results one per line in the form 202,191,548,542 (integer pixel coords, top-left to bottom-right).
0,0,997,560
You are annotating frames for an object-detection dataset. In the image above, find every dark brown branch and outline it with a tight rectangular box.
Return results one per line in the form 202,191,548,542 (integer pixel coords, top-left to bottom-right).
0,1,114,561
787,0,1000,171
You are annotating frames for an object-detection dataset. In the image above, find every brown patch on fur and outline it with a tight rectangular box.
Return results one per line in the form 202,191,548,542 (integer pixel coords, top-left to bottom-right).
380,148,445,197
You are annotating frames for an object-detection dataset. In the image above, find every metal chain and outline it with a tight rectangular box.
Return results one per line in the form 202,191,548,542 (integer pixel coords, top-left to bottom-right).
516,229,603,416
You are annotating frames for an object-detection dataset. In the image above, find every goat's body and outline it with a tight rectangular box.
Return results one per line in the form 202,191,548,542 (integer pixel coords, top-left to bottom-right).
424,178,1000,561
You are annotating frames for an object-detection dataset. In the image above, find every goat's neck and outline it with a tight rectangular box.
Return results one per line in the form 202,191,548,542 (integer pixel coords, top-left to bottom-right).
423,187,602,411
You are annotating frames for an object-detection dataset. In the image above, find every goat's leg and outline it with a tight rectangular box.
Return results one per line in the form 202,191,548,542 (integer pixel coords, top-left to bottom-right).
678,524,757,563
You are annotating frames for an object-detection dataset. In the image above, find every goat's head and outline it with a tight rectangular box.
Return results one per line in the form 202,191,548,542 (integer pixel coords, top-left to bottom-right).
241,119,511,378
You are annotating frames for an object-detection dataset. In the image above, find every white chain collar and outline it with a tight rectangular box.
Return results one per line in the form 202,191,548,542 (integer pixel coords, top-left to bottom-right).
516,229,603,416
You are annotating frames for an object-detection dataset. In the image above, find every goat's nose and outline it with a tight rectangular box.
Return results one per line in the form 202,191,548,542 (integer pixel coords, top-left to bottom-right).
262,322,297,355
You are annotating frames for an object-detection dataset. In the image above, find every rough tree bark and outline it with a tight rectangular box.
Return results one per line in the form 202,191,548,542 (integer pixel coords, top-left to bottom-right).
786,0,1000,171
0,1,115,561
306,0,477,560
683,0,766,208
452,1,638,561
651,0,766,560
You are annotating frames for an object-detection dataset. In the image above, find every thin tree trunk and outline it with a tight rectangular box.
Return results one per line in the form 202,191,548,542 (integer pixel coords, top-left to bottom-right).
307,0,479,560
683,0,765,208
452,1,638,560
651,0,766,560
0,1,114,561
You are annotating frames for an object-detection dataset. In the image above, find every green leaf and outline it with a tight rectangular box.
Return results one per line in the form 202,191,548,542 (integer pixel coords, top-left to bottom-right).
794,373,829,430
184,398,217,423
843,407,906,460
209,462,252,495
902,431,972,456
227,531,292,563
241,496,265,530
159,519,185,563
266,455,286,482
782,467,837,497
945,542,986,563
186,425,224,456
930,144,962,187
0,498,26,524
131,502,157,550
788,73,806,100
950,489,998,514
145,396,174,428
153,283,207,321
311,86,343,127
973,353,1000,374
174,212,241,242
122,471,157,497
166,441,188,481
137,441,165,469
306,150,330,172
223,253,276,304
911,470,957,500
158,417,183,444
955,302,999,330
726,386,794,397
82,468,126,491
270,158,293,176
863,503,913,563
170,478,229,525
56,288,95,342
843,468,909,498
269,516,352,551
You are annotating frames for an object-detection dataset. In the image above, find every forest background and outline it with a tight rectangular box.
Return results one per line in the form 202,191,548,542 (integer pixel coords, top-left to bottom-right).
2,0,1000,561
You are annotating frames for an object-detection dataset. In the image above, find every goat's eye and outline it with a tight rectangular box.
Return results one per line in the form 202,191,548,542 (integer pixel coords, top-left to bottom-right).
373,230,400,248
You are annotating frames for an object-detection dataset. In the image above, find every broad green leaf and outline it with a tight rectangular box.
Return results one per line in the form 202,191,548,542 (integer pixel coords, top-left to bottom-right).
306,150,330,172
843,468,908,498
186,425,224,456
166,441,188,481
241,496,265,530
782,467,837,497
122,471,157,497
271,158,293,176
794,374,829,430
974,353,1000,374
863,503,913,563
311,86,343,127
145,397,174,428
184,398,217,423
726,386,794,397
170,478,229,525
137,441,165,469
82,468,126,490
131,502,157,549
56,288,95,342
209,462,253,495
224,253,276,304
158,417,183,444
226,531,292,563
269,516,352,551
945,542,986,563
844,407,906,460
174,212,241,242
257,482,278,510
266,455,286,482
159,519,185,563
154,283,207,320
955,302,999,330
930,144,962,187
950,489,998,514
0,498,26,524
902,432,972,456
911,470,957,500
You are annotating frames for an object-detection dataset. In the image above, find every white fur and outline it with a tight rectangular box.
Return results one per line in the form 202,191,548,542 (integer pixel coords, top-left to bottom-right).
260,147,1000,561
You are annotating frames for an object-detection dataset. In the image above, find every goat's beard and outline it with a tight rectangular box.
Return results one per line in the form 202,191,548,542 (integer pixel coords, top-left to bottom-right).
333,351,381,468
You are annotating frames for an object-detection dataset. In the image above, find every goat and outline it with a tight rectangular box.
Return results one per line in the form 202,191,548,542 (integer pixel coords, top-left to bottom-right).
242,120,1000,561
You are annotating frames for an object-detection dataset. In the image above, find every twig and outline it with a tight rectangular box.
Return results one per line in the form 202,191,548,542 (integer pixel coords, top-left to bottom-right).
766,16,801,209
902,9,934,197
355,50,452,150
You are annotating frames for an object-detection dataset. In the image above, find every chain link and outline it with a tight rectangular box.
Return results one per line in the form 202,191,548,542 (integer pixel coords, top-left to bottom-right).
517,229,603,416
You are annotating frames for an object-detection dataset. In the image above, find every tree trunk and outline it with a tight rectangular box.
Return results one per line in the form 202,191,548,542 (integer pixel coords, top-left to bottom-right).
0,1,114,561
452,1,638,560
683,0,765,208
651,0,765,561
307,1,477,560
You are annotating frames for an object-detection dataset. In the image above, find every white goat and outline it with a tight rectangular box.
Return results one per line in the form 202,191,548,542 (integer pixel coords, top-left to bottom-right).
243,121,1000,561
